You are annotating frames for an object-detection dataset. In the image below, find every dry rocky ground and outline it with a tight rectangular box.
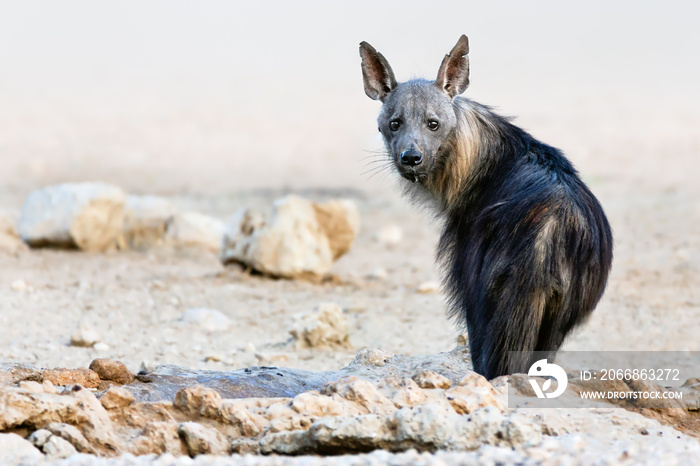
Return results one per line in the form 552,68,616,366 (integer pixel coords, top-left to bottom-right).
1,28,699,464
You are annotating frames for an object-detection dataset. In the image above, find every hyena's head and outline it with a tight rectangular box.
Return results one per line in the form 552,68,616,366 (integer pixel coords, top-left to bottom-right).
359,35,470,185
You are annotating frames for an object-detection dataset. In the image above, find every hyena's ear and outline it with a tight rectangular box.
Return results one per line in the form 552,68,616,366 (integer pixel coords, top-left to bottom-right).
435,35,470,98
359,41,397,102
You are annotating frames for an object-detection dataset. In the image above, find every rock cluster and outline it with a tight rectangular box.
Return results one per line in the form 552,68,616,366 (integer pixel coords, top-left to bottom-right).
1,350,698,462
10,184,359,279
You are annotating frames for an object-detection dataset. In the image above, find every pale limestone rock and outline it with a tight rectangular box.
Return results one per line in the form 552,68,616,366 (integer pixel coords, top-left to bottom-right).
221,195,359,280
174,385,222,418
45,422,96,454
28,428,52,447
0,433,43,462
42,434,78,460
288,302,350,349
99,386,135,410
17,182,126,251
322,376,395,415
350,348,394,367
130,422,186,456
165,211,225,253
120,195,175,249
177,422,229,456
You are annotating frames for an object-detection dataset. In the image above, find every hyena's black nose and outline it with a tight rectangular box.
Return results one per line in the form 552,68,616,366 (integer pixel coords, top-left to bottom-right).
400,148,423,166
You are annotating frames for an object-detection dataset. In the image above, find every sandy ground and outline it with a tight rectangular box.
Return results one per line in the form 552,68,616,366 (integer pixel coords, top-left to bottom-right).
0,1,699,463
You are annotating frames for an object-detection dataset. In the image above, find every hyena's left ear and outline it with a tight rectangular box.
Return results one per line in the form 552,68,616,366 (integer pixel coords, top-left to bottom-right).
435,35,470,98
359,41,397,102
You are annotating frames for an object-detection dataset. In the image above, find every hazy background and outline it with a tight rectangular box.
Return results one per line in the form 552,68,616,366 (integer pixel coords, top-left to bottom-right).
1,0,699,205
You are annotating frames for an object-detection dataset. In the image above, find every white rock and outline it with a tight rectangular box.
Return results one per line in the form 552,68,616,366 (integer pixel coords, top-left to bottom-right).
70,323,101,347
416,281,440,294
221,195,359,280
121,195,175,250
93,342,110,352
165,212,225,253
367,267,388,280
17,182,126,251
42,435,77,460
0,433,43,463
374,224,403,246
181,308,232,332
10,279,27,291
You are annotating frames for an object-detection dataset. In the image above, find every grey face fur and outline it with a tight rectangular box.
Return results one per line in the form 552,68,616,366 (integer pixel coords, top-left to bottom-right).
359,35,470,184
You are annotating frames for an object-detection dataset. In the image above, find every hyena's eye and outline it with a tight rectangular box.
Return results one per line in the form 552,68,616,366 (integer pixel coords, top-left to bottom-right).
389,120,401,131
427,119,440,131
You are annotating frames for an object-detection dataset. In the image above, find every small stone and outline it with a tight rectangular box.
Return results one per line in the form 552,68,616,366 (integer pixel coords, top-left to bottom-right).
93,342,110,352
374,225,403,246
178,422,229,456
204,354,223,362
289,302,350,349
42,435,77,460
28,429,52,448
89,358,134,385
70,324,101,347
349,348,395,367
181,308,232,332
412,370,452,389
367,267,388,280
416,281,440,294
10,279,27,291
99,386,136,410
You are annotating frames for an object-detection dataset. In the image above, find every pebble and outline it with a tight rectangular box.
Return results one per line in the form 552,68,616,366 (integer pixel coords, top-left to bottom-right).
10,279,27,291
93,342,110,352
416,281,440,294
181,308,232,332
367,267,388,280
70,324,101,347
374,225,403,246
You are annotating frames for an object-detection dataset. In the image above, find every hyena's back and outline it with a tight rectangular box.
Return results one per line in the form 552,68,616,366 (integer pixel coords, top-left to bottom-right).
439,139,613,379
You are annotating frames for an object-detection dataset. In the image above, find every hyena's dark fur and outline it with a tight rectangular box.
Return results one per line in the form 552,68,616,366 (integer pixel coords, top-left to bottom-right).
360,35,613,379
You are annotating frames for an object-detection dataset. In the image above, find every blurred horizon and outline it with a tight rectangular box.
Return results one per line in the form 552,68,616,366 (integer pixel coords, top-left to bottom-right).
1,1,698,204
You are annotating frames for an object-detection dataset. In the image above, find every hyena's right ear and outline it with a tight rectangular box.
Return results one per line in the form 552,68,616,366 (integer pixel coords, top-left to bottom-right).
435,35,470,98
359,41,397,102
